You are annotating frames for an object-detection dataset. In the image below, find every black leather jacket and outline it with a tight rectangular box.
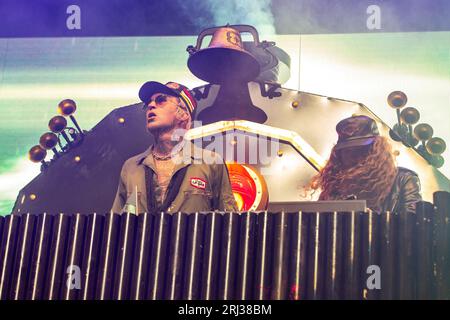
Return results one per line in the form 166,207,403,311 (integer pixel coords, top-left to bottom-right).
381,167,422,214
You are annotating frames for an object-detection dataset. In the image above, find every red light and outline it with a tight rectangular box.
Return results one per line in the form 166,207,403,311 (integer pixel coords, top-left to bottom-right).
226,163,268,211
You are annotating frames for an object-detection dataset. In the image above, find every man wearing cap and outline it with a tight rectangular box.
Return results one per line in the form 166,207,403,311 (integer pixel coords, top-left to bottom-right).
111,81,237,214
310,115,421,213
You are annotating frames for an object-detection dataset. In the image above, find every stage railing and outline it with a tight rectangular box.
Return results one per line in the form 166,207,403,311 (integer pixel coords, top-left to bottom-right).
0,192,448,300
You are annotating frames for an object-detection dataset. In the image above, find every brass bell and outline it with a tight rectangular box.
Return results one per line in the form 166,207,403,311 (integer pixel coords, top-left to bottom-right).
187,25,260,84
58,99,77,116
387,91,407,109
28,145,47,163
49,116,67,133
39,132,59,149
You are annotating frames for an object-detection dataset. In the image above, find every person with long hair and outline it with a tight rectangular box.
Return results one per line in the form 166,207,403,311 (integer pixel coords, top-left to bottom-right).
311,115,422,213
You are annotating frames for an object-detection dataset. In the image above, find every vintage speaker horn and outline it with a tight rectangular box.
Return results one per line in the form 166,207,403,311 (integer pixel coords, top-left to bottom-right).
49,115,72,145
39,132,60,158
187,25,261,84
388,90,409,145
387,91,408,109
48,116,67,133
58,99,77,116
400,107,420,147
39,132,59,150
426,137,446,155
29,145,47,163
58,99,84,135
414,123,433,142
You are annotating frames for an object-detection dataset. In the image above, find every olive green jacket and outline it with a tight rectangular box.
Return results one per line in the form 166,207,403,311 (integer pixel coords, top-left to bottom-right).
111,142,237,214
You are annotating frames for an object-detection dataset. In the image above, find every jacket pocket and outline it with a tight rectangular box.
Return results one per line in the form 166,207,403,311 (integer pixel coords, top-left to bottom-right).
180,189,213,212
183,189,213,199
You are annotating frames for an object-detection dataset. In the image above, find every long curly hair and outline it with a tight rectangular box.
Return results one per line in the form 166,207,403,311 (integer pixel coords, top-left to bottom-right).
310,136,398,211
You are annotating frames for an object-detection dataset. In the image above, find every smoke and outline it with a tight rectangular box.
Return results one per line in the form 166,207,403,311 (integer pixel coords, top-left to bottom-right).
180,0,276,35
207,0,275,35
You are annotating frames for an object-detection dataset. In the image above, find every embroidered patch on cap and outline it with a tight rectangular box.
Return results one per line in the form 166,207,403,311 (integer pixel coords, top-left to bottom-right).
190,177,206,190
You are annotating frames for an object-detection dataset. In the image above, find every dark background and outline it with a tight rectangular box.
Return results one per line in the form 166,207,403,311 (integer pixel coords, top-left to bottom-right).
0,0,449,37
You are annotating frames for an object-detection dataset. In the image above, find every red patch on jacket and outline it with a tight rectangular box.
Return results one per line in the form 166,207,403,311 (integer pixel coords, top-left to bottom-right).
190,177,206,190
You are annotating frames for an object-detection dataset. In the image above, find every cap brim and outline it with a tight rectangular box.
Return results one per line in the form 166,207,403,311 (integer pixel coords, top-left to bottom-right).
334,137,375,151
138,81,180,104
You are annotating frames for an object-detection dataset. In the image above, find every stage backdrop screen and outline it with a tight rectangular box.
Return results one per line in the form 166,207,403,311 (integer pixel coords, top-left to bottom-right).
0,32,449,215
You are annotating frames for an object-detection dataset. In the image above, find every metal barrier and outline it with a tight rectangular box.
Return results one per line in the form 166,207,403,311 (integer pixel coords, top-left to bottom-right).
0,193,448,300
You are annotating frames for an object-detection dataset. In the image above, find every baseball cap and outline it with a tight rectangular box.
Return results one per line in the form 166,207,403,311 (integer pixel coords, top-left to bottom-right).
138,81,197,115
334,115,380,151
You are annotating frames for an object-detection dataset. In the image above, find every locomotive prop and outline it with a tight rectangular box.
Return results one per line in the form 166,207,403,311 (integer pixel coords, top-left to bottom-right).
2,25,449,300
12,25,449,215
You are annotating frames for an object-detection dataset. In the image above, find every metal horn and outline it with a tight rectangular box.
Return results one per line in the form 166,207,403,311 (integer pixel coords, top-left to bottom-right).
58,99,84,135
400,107,420,147
413,123,433,147
388,91,408,109
387,90,409,145
39,132,60,158
28,145,47,168
57,99,76,116
49,116,71,145
426,137,446,155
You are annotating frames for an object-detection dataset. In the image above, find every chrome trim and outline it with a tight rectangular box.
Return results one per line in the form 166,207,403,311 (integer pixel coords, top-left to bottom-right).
134,211,148,300
187,212,199,300
240,212,251,299
117,212,131,300
48,213,64,300
293,211,303,300
31,213,47,300
65,213,80,300
151,212,165,300
258,211,268,300
0,214,15,298
100,212,114,300
14,213,30,300
204,212,216,300
83,212,97,300
223,213,233,299
313,212,320,297
169,212,182,300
